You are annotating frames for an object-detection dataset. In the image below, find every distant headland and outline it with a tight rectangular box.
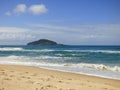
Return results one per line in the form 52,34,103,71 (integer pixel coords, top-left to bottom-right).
27,39,64,46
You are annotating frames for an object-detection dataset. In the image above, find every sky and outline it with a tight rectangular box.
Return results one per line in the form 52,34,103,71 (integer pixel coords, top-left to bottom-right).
0,0,120,45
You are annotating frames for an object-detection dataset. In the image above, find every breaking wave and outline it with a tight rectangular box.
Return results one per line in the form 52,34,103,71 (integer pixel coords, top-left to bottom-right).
0,55,120,72
0,47,23,51
62,50,120,54
71,63,120,72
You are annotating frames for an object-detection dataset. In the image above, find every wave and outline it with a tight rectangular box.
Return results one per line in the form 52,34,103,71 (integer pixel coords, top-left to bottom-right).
71,63,120,72
38,63,120,72
33,49,120,54
0,55,120,72
41,49,120,54
0,55,30,61
82,50,120,54
62,50,120,54
0,48,55,52
0,47,120,54
0,47,24,51
55,53,83,57
0,55,60,61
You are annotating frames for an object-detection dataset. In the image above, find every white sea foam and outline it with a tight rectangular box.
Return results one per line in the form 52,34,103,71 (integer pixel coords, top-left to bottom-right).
34,55,61,60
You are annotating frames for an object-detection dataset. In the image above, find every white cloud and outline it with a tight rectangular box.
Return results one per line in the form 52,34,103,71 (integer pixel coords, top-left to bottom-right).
29,4,48,15
13,4,26,14
0,27,29,32
5,11,11,16
0,27,36,44
0,24,120,45
5,4,48,16
29,24,79,32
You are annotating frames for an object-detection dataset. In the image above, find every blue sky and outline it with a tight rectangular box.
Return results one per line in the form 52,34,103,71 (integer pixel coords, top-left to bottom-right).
0,0,120,45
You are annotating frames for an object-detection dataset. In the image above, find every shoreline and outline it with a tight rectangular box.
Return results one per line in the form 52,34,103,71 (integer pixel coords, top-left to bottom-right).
0,64,120,90
37,65,120,80
0,63,120,80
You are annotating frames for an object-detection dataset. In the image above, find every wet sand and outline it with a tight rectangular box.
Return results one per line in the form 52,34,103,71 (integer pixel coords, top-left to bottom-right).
0,64,120,90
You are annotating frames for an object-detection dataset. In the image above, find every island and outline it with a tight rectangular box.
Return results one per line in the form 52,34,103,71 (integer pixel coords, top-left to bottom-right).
27,39,64,46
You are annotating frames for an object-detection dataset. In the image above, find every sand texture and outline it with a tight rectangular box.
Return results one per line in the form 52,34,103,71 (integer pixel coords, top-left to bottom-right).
0,65,120,90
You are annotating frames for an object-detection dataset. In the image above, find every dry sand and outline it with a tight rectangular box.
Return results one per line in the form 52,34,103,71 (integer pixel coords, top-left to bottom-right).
0,65,120,90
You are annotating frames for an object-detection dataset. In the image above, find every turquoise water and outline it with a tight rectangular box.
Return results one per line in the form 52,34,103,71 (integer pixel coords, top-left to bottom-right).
0,45,120,79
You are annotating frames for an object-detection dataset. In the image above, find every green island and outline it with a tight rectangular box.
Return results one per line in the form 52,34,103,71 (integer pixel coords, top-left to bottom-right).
27,39,64,46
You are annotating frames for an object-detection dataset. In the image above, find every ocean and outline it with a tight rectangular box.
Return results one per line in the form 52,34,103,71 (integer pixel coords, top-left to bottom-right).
0,45,120,79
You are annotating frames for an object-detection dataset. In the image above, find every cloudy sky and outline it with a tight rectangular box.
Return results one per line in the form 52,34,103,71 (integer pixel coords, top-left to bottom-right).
0,0,120,45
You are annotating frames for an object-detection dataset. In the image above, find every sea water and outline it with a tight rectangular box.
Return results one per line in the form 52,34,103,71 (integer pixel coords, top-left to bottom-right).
0,45,120,79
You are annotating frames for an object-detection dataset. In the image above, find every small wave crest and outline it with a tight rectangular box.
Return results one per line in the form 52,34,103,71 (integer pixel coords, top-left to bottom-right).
62,50,120,54
56,53,83,57
0,47,23,51
85,50,120,54
5,55,30,61
0,55,60,61
0,48,56,52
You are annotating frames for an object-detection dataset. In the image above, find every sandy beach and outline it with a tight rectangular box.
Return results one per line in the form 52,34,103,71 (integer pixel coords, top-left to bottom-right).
0,65,120,90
